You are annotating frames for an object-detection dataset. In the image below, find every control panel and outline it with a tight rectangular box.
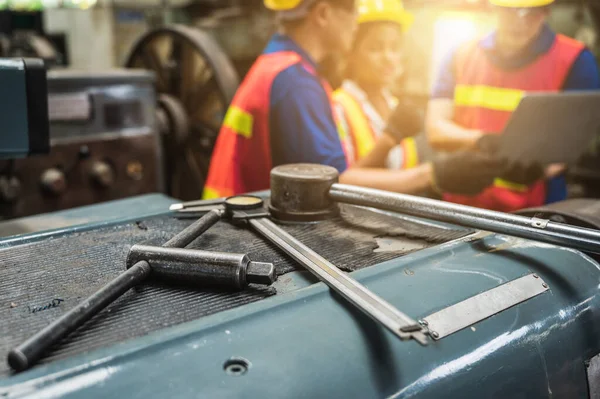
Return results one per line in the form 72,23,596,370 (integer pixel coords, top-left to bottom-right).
0,70,164,220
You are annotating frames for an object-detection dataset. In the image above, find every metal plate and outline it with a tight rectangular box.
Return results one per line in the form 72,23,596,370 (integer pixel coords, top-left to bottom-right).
48,93,91,121
423,274,549,339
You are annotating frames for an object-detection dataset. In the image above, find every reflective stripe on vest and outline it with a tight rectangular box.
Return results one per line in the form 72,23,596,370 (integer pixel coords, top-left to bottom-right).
223,106,254,138
444,34,584,212
333,88,420,169
333,89,377,160
203,51,352,200
454,85,524,112
400,137,419,169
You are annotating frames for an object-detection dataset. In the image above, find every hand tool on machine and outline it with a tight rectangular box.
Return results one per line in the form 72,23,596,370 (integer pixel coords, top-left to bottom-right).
171,164,600,255
174,189,430,345
266,164,600,254
167,163,600,346
8,209,276,372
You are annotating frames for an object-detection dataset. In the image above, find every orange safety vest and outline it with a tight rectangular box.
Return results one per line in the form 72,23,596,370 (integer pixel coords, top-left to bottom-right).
333,88,419,169
444,34,584,212
203,51,353,199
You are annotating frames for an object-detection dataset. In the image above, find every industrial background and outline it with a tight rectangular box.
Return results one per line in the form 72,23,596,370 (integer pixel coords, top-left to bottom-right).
0,0,598,231
2,2,600,397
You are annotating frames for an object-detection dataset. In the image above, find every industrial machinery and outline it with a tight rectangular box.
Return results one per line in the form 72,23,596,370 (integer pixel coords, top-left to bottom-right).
1,163,600,397
0,23,240,224
124,25,239,200
0,10,66,67
2,2,600,397
0,23,241,223
0,70,164,222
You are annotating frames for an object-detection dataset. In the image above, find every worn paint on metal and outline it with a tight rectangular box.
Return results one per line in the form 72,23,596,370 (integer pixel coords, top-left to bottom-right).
0,194,176,247
0,199,599,398
0,233,599,397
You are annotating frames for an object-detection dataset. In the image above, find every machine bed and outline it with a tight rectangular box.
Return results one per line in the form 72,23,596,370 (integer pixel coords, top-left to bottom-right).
0,202,468,378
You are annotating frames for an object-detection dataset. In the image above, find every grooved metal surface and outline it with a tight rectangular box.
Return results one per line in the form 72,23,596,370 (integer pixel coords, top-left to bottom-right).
0,205,469,377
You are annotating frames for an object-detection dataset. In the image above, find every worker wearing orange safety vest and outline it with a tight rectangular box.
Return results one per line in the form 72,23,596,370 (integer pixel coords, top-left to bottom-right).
334,0,430,171
204,0,505,200
427,0,600,212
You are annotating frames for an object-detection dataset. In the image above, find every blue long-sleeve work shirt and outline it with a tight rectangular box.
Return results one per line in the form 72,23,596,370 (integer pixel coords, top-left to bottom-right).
265,34,348,173
431,25,600,203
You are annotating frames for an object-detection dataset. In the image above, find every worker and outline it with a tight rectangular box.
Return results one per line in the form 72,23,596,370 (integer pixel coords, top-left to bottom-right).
427,0,600,212
333,0,430,170
203,0,505,200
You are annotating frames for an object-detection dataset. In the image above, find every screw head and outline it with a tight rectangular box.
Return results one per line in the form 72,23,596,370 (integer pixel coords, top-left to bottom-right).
418,319,428,327
542,283,548,288
533,274,539,278
431,331,439,339
224,358,250,376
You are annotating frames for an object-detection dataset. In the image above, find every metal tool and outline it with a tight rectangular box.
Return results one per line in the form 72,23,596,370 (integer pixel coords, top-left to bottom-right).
329,184,600,254
127,244,275,288
267,164,600,254
248,217,428,344
8,209,275,372
219,193,429,344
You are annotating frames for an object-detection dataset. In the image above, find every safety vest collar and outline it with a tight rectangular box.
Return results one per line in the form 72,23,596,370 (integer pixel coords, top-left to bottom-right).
479,24,556,69
339,80,395,136
333,83,420,169
264,33,319,73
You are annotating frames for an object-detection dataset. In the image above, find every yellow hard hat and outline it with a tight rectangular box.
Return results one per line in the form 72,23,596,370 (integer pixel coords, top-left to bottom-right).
489,0,554,7
357,0,414,32
264,0,304,11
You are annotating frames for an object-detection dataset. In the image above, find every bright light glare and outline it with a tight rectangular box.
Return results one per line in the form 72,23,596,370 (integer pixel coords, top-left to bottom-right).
63,0,98,8
430,16,477,90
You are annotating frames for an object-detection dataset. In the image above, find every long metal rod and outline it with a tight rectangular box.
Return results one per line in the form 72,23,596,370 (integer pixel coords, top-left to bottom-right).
164,209,224,248
8,209,225,372
249,217,428,345
330,184,600,254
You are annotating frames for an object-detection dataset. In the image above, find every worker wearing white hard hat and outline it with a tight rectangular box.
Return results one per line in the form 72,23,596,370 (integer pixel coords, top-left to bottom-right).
426,0,600,212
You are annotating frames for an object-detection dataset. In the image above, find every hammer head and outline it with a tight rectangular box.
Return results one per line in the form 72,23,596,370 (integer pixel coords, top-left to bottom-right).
269,164,339,222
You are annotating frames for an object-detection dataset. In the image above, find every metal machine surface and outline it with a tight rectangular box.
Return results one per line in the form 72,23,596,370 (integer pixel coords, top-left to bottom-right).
1,172,600,397
0,70,163,222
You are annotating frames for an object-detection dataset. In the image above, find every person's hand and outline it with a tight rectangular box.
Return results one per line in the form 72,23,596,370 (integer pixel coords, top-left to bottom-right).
475,133,503,154
385,100,423,144
432,151,505,195
500,161,544,185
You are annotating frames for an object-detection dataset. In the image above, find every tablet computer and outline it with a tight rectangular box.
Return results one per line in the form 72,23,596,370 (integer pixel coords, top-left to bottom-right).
498,91,600,164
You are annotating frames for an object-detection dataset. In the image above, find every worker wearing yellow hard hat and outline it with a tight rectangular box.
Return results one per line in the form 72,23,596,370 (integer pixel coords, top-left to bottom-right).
204,0,504,199
426,0,600,212
334,0,428,172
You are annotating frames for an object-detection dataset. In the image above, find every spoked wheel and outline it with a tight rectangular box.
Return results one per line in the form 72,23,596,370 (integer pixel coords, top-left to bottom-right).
125,24,239,200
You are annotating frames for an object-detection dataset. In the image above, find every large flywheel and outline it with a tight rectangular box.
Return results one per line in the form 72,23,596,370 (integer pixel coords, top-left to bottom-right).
125,24,239,200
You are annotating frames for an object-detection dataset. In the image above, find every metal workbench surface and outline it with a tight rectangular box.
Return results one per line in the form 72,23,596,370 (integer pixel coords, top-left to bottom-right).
0,196,599,398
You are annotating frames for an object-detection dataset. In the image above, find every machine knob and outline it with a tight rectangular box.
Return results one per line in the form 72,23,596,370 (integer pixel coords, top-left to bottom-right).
89,161,114,188
40,168,66,195
0,176,21,203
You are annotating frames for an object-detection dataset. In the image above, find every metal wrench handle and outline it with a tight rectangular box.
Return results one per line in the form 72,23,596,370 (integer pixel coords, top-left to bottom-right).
330,184,600,254
249,217,428,345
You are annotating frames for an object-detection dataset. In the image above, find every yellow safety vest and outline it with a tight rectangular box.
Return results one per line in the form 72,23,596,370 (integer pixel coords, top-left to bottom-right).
333,88,419,169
